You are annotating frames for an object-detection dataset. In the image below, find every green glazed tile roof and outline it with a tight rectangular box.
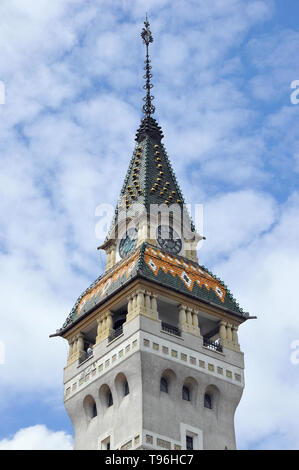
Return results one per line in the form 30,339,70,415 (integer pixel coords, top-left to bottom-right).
106,117,195,241
59,243,246,334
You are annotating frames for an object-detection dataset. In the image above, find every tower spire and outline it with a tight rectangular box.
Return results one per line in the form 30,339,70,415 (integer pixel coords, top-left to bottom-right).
136,15,163,143
141,14,155,117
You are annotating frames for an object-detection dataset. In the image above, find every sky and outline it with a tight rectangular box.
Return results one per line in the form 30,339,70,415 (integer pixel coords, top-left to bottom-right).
0,0,299,450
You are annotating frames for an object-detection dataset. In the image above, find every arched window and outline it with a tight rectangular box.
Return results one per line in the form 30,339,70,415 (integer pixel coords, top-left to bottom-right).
160,377,168,393
124,380,129,396
204,393,212,409
83,395,97,421
182,385,190,401
108,391,113,407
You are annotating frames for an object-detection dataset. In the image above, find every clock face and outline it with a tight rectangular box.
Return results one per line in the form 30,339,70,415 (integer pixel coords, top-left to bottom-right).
119,227,138,259
156,225,182,255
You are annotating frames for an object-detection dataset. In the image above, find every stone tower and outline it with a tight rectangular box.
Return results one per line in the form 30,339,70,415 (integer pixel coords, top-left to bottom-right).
51,18,249,451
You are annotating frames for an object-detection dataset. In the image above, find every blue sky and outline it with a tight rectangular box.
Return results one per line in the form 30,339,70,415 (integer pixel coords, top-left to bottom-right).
0,0,299,450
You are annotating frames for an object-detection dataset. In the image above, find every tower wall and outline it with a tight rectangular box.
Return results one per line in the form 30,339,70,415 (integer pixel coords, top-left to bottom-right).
63,313,244,450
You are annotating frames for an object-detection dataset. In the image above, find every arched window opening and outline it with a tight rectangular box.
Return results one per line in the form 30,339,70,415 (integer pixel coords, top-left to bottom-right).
182,385,190,401
108,391,113,407
160,377,168,393
204,393,212,409
83,395,97,421
124,380,129,396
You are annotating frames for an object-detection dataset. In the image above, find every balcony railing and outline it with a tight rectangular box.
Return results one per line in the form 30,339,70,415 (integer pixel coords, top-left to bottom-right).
79,349,93,364
161,322,181,337
203,337,223,353
108,326,123,343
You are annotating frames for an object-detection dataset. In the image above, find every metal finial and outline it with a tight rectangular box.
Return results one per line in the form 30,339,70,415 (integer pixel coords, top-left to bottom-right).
141,15,155,117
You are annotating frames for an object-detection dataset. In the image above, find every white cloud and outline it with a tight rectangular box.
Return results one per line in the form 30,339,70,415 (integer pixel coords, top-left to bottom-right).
0,0,298,451
199,190,277,264
0,425,73,450
208,192,299,449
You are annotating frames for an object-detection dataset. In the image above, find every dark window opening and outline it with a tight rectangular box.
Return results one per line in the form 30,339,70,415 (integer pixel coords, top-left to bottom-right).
182,385,190,401
186,436,193,450
124,380,129,396
160,377,168,393
107,442,110,450
92,402,97,418
108,392,113,407
204,393,212,409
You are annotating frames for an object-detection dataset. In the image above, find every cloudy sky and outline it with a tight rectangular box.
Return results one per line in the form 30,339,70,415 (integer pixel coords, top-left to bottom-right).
0,0,299,450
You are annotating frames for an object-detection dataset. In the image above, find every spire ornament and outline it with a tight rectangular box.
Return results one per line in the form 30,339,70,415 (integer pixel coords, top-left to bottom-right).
141,15,155,117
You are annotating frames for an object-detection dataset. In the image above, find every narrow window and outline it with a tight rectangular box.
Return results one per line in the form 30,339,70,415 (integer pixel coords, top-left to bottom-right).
186,435,193,450
160,377,168,393
204,393,212,409
108,391,113,407
182,385,190,401
124,380,129,396
101,437,111,450
92,402,97,418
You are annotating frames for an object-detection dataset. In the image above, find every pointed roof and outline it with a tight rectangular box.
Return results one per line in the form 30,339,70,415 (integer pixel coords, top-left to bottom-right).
105,18,194,242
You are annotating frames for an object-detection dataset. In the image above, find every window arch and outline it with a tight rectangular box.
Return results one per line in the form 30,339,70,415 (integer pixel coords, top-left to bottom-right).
204,384,220,411
159,369,176,396
182,377,198,404
182,385,190,401
115,372,130,402
160,377,168,393
204,393,212,409
99,384,114,409
83,394,97,421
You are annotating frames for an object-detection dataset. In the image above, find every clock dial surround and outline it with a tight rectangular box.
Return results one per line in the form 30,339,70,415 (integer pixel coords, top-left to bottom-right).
118,227,138,259
156,225,182,255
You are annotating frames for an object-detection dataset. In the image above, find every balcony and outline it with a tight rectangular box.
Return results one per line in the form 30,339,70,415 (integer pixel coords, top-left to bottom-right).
79,348,93,365
203,337,223,353
161,322,181,337
108,326,123,343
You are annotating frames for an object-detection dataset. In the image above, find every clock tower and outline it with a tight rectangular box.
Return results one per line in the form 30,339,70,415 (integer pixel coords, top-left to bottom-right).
51,18,250,451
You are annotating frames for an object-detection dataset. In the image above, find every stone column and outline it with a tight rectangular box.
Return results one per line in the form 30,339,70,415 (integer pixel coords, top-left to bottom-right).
126,289,159,323
105,247,111,271
96,311,114,344
226,323,233,342
219,320,227,342
110,245,116,268
232,325,240,351
178,304,187,331
77,333,84,354
151,294,158,318
186,307,193,327
136,289,145,314
145,291,152,312
191,309,201,337
219,320,241,352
